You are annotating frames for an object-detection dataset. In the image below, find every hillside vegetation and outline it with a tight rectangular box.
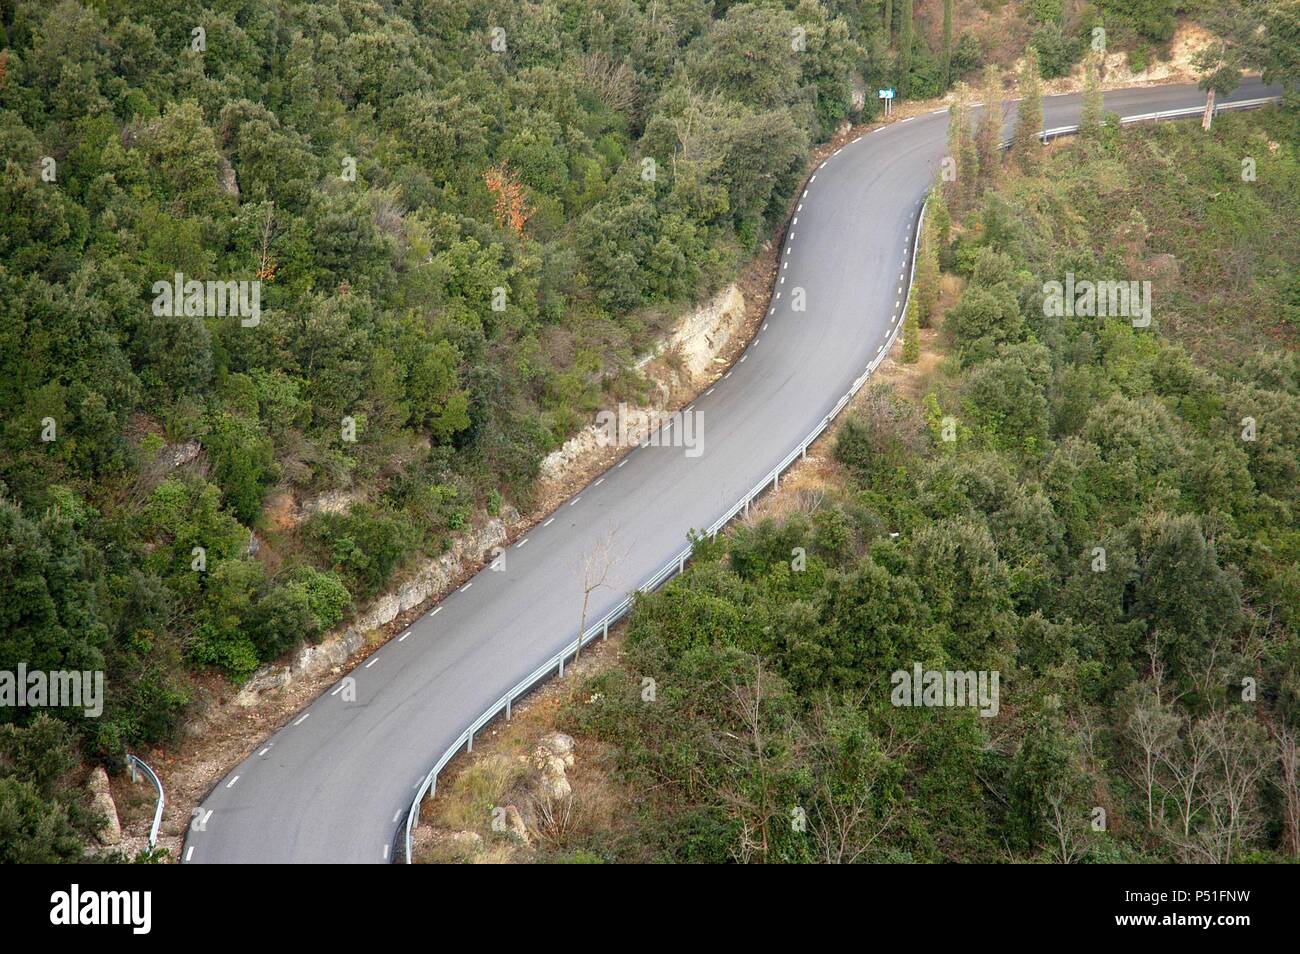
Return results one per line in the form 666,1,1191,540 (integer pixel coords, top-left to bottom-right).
0,0,1294,861
557,108,1300,863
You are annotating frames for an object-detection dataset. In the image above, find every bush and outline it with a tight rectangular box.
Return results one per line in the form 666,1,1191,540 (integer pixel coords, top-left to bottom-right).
951,32,983,78
1032,22,1082,79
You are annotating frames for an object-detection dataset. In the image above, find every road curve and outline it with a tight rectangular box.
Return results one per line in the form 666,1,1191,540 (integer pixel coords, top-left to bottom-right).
186,78,1280,864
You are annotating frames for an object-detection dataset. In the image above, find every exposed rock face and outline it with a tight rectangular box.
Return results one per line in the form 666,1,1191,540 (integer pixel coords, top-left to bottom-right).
538,404,680,481
667,283,746,379
261,489,298,530
88,767,122,846
538,285,745,483
301,490,362,518
234,507,519,706
165,441,202,469
217,155,239,199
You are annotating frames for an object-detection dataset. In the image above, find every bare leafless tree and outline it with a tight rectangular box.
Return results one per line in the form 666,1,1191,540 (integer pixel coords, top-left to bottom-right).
697,657,789,863
1159,709,1270,863
577,51,637,113
1043,787,1089,864
1273,720,1300,857
573,526,625,664
1118,679,1179,830
801,702,905,864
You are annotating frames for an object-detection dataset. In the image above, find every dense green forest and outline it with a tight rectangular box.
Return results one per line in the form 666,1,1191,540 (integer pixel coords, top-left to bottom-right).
1,0,883,776
0,0,1293,861
567,108,1300,863
0,0,873,860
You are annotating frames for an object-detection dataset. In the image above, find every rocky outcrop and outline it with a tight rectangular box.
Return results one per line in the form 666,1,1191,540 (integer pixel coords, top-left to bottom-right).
217,155,240,199
539,285,745,483
666,283,746,379
530,731,576,802
88,767,122,846
300,490,362,518
539,405,680,481
164,441,202,469
234,507,519,706
502,804,530,844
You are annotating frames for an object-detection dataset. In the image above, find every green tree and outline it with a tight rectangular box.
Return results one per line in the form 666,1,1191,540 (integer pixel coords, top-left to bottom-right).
974,65,1003,194
1079,53,1104,138
941,0,954,90
915,216,940,326
898,0,914,99
1012,47,1044,169
903,291,921,362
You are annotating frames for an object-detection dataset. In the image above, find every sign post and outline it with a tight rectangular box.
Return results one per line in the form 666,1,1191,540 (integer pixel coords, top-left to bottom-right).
878,88,895,118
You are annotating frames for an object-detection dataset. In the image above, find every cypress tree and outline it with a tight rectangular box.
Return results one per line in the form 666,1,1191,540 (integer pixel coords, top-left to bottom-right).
974,65,1003,195
1080,52,1104,138
903,291,921,363
941,0,953,90
899,0,914,98
1012,47,1044,169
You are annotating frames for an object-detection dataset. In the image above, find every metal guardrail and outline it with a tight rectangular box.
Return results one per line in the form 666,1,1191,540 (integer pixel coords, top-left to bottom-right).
126,753,165,849
398,90,1285,862
399,195,930,863
1036,95,1281,142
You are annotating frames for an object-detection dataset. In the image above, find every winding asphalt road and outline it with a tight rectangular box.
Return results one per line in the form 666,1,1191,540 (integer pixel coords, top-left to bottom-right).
185,78,1280,863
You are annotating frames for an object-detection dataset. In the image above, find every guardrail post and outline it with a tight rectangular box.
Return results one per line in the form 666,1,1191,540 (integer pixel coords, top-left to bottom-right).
558,653,564,678
602,620,609,640
467,730,473,753
743,498,749,517
506,694,512,721
773,471,780,491
678,554,685,573
801,444,807,461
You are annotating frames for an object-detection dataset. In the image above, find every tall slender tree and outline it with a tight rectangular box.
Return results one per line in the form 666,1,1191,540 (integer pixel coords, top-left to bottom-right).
927,184,951,247
941,0,954,90
1012,47,1044,169
946,97,979,212
1080,52,1105,138
899,0,914,98
903,292,920,362
916,216,940,327
975,65,1003,194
